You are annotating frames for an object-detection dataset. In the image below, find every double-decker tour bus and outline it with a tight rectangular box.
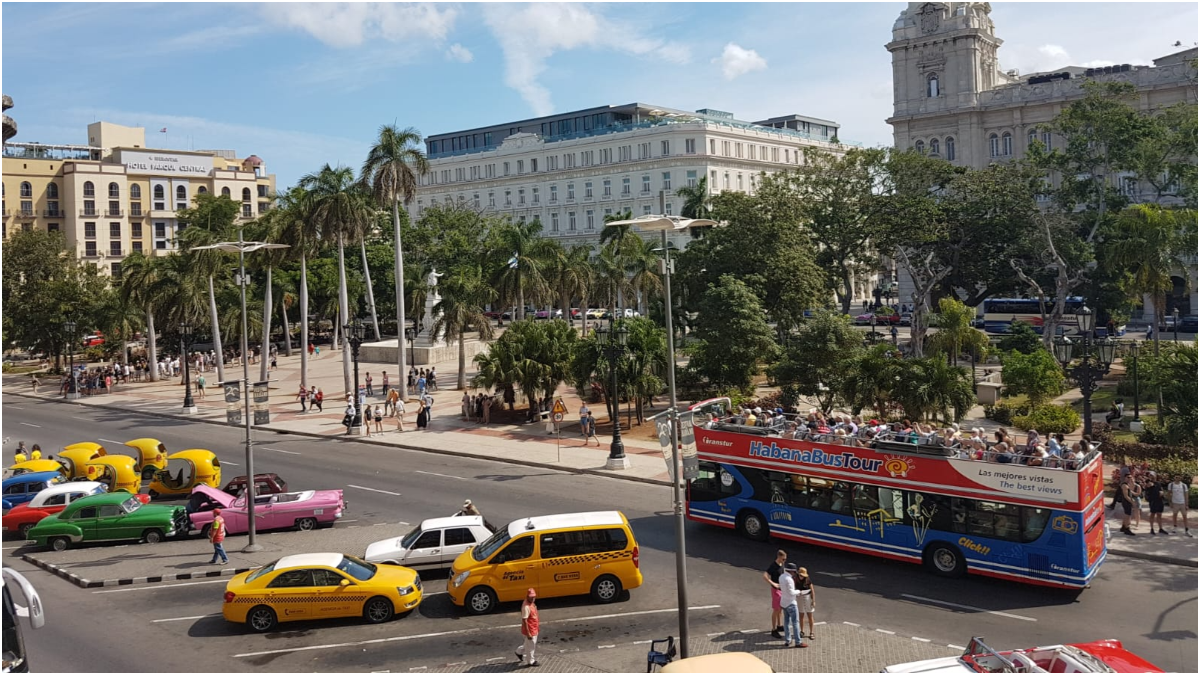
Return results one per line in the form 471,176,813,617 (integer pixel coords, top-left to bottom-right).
2,568,45,673
982,297,1084,335
686,399,1107,589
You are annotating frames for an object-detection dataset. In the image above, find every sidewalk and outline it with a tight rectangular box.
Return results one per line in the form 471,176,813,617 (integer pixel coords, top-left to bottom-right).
5,345,1196,567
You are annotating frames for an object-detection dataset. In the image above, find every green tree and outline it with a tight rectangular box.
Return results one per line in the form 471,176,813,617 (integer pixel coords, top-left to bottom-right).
686,275,778,393
430,265,496,390
546,242,593,331
176,192,242,383
997,321,1042,355
362,124,430,399
771,310,863,414
840,343,905,417
570,317,665,426
119,252,165,380
1142,344,1198,446
274,186,323,388
1000,349,1066,405
1128,102,1199,204
472,319,577,413
485,218,554,320
893,357,975,423
674,175,712,219
926,297,990,366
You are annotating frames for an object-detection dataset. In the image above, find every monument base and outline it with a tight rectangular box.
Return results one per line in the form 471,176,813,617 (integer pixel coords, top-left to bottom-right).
65,392,81,400
358,338,489,367
605,456,632,470
182,405,198,414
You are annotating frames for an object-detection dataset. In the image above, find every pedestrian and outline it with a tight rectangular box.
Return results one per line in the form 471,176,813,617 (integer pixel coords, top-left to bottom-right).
30,374,39,394
313,387,324,412
1168,475,1191,536
461,499,482,517
387,387,399,417
308,342,315,357
417,372,427,396
482,394,492,425
1130,473,1145,530
381,371,389,397
29,444,42,461
462,391,472,420
365,372,374,397
764,549,787,638
408,366,416,390
297,385,309,412
14,443,28,464
890,325,899,341
373,403,384,434
343,400,356,434
585,412,600,446
364,405,374,437
514,588,539,667
795,566,816,640
1118,475,1136,536
778,562,807,648
1145,472,1166,535
270,354,277,370
579,404,591,441
314,345,320,358
395,396,407,432
209,508,228,564
428,367,438,392
416,399,429,430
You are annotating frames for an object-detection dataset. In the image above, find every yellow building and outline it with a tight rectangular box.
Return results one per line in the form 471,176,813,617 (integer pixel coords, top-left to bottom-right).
2,121,275,278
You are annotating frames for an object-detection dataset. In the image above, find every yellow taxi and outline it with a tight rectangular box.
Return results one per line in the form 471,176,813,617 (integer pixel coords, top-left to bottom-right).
447,511,642,615
85,455,141,494
3,460,67,480
59,442,107,480
223,552,422,633
122,438,168,480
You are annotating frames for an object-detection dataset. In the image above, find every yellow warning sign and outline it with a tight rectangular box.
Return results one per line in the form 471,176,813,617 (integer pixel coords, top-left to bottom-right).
552,399,568,415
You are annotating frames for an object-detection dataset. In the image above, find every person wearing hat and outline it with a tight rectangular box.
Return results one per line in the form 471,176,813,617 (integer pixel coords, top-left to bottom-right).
778,562,807,648
208,508,228,565
13,442,28,464
795,566,817,640
460,499,481,517
514,587,539,666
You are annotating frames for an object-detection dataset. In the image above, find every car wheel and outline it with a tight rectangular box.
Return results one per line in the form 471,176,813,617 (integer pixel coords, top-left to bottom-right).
924,542,966,578
143,528,165,544
247,605,278,633
590,575,622,604
296,517,317,532
738,510,769,541
147,490,158,499
465,586,497,615
50,536,70,552
17,523,33,539
363,596,395,624
199,524,212,539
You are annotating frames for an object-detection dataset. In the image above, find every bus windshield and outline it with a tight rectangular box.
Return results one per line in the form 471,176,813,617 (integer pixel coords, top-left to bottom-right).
3,568,44,674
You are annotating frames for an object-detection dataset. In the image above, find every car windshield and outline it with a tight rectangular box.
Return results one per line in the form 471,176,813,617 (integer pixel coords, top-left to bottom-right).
472,525,512,562
337,555,377,581
400,524,423,550
1061,647,1115,674
120,497,143,514
247,561,278,583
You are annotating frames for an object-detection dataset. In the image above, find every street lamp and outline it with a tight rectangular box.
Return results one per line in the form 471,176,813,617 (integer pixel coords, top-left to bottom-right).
595,318,630,470
193,230,289,552
346,317,367,435
870,314,877,344
1128,340,1140,422
1053,306,1117,436
1173,307,1180,344
180,323,197,413
63,320,78,399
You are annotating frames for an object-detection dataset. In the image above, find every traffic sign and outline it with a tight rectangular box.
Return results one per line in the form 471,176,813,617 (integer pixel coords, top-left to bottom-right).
553,412,564,423
552,399,568,415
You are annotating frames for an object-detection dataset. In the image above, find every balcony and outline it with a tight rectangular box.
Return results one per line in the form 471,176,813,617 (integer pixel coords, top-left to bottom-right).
43,209,63,218
105,210,124,217
79,209,99,217
128,210,146,219
20,209,34,217
109,248,123,257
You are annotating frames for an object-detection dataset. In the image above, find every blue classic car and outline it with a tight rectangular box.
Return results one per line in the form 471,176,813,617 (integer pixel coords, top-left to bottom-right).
2,471,65,511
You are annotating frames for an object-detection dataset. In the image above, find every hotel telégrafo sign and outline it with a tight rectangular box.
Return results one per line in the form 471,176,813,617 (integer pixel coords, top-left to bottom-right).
122,150,213,176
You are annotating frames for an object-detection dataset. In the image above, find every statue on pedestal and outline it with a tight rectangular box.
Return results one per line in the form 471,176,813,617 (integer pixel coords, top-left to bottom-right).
421,268,445,346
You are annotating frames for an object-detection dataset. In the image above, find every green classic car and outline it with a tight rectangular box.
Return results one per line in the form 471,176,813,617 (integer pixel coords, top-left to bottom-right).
29,492,188,551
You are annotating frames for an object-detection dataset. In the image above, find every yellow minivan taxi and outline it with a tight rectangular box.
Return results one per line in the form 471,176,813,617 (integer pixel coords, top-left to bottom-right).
447,510,642,615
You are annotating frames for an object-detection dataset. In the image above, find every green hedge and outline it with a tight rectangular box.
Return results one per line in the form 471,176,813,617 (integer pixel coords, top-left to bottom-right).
1012,404,1081,435
983,400,1030,426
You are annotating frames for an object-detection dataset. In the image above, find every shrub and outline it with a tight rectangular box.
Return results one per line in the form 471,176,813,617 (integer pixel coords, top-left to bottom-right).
983,400,1030,425
1012,404,1081,434
997,321,1042,355
1001,349,1066,405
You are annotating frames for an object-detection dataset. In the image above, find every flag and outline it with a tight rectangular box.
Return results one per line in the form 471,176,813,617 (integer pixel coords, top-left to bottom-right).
507,253,519,269
159,127,167,133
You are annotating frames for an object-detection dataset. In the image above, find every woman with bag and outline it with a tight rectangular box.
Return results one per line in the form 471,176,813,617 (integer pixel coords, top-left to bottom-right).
795,567,817,640
416,399,429,430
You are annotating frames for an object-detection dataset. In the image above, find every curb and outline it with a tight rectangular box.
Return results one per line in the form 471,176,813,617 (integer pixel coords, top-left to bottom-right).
20,551,252,588
1106,547,1199,567
5,392,672,488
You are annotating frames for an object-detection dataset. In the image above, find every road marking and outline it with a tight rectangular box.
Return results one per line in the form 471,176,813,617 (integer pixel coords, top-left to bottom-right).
597,645,615,649
152,613,220,623
632,640,653,645
7,406,24,410
222,461,239,466
98,438,123,444
233,604,722,658
912,637,931,642
340,519,359,524
423,591,447,597
261,447,301,455
900,594,1037,622
95,579,228,593
486,657,505,663
876,629,896,635
19,422,40,428
348,485,402,496
843,621,861,627
706,632,725,637
445,663,465,667
414,470,466,480
949,644,967,650
741,628,760,634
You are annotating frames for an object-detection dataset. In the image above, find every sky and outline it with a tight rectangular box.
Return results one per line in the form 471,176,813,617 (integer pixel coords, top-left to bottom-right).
3,1,1196,189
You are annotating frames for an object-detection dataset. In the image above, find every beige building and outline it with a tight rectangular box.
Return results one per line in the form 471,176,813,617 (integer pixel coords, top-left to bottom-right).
2,121,275,278
886,2,1197,317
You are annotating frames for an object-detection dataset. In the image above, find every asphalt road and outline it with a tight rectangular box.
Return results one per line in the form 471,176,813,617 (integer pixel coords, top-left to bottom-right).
2,396,1196,673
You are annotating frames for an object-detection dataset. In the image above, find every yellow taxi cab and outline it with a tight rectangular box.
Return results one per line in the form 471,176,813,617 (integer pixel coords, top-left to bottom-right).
222,552,421,633
85,455,141,494
122,438,168,480
447,510,642,615
148,449,221,498
59,442,108,480
3,460,67,480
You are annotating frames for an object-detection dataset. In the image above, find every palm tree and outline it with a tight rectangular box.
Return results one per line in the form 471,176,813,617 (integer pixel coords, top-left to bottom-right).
299,164,375,394
487,218,553,321
926,297,990,367
273,269,299,357
361,124,430,399
675,175,712,219
594,244,627,315
93,287,144,366
276,187,321,389
625,237,663,316
249,208,288,382
549,244,593,332
118,252,163,381
176,194,242,384
431,266,496,390
601,210,634,309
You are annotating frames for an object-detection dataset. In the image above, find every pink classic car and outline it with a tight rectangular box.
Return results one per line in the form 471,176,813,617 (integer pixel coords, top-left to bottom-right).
186,485,346,535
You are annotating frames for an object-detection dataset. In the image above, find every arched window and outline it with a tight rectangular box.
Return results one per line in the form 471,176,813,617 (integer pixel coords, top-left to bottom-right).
945,137,956,161
130,184,141,199
197,186,207,194
153,185,165,199
914,140,925,154
242,188,251,202
47,183,59,198
1028,130,1038,150
176,185,187,200
989,134,1000,158
927,73,940,98
1002,132,1013,156
83,181,95,197
221,187,231,197
929,138,940,155
20,181,32,197
108,182,120,198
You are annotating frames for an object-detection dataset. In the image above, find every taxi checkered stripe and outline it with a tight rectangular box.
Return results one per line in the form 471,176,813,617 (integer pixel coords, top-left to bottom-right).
545,551,631,566
232,594,369,604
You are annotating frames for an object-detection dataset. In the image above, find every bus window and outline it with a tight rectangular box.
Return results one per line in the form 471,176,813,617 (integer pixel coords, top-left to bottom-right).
852,485,881,512
1022,507,1051,543
690,462,740,502
878,487,905,521
967,501,997,537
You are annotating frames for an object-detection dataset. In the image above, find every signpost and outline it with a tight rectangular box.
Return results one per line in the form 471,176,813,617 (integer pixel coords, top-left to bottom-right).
552,399,566,462
221,381,241,426
252,381,270,425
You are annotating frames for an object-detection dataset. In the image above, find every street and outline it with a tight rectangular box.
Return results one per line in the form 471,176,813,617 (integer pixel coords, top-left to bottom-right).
3,396,1196,673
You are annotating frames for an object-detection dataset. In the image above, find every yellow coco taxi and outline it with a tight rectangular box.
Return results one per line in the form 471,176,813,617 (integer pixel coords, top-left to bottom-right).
59,442,108,480
148,449,221,498
85,455,141,494
447,511,642,615
3,460,67,480
122,439,168,480
223,553,421,633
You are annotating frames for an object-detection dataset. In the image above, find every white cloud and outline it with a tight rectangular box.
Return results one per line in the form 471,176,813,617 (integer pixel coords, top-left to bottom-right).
482,4,691,116
264,2,457,48
445,43,474,63
713,43,767,80
1038,44,1069,61
1001,42,1147,76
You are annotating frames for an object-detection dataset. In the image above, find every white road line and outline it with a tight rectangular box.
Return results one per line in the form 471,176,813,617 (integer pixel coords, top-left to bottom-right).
422,591,447,597
347,484,402,496
876,629,896,635
949,644,967,650
445,663,465,667
486,657,505,663
912,637,931,642
900,594,1038,622
152,613,220,623
222,461,239,466
631,640,653,645
741,628,761,634
414,470,466,480
815,621,827,626
261,447,301,455
706,632,725,637
233,604,722,658
597,645,615,649
340,520,360,524
843,621,861,627
95,579,228,594
7,406,24,410
98,438,123,444
19,422,40,428
2,545,26,550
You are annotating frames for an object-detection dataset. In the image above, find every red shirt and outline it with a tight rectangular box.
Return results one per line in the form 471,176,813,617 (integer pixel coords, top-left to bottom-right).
521,600,539,637
210,516,226,543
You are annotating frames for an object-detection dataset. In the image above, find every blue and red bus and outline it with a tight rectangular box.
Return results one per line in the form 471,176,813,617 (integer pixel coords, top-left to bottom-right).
686,400,1107,589
981,297,1085,335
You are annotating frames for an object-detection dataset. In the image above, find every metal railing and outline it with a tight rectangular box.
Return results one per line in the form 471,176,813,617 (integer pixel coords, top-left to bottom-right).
42,209,62,217
79,209,98,217
104,210,124,217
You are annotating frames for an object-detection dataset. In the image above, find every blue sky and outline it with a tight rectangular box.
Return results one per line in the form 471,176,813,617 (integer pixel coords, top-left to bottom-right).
3,2,1196,189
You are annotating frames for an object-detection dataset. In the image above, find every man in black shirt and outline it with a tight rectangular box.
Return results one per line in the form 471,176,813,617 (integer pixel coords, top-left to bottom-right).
763,549,788,638
1144,472,1165,535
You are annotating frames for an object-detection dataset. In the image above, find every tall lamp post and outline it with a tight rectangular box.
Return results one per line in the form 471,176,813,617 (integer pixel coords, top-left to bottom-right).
595,317,630,470
346,318,366,435
1173,307,1180,344
64,320,78,399
1128,340,1140,423
180,323,197,413
193,230,288,552
1053,306,1117,437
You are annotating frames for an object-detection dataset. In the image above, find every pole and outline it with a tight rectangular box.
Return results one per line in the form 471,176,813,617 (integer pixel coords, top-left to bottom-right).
352,337,361,434
1131,341,1140,421
661,230,690,658
240,228,261,552
181,330,195,412
1081,331,1093,438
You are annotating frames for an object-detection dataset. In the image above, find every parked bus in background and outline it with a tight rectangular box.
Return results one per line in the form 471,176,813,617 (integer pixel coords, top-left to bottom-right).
686,398,1107,589
2,568,45,673
981,297,1084,335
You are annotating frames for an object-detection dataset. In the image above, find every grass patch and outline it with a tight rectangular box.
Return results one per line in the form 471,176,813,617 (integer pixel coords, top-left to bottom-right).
1070,387,1156,414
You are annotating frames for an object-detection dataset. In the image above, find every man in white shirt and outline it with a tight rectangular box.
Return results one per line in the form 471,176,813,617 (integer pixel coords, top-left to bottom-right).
1168,476,1191,536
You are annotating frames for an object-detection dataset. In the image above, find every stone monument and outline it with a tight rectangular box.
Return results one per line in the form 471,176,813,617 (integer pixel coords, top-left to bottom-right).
421,268,445,347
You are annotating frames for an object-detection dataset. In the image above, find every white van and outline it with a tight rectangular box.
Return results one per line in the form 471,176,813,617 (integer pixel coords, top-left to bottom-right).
365,515,494,571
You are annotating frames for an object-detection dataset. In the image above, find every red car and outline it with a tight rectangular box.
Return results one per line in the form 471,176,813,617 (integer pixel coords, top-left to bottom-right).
854,310,900,325
883,636,1162,673
222,473,289,497
82,332,105,347
4,482,149,539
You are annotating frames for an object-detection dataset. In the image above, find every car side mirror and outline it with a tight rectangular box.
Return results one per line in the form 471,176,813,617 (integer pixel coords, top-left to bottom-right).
339,579,350,587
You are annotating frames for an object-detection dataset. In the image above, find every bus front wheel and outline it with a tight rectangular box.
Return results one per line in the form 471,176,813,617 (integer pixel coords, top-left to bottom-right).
924,542,965,578
738,510,769,541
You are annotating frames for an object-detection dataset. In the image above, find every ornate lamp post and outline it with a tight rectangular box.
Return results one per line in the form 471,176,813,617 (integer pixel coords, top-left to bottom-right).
1173,307,1180,344
346,317,366,435
64,320,78,399
180,323,197,413
870,314,878,344
1053,306,1117,436
1129,340,1140,422
595,317,630,470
